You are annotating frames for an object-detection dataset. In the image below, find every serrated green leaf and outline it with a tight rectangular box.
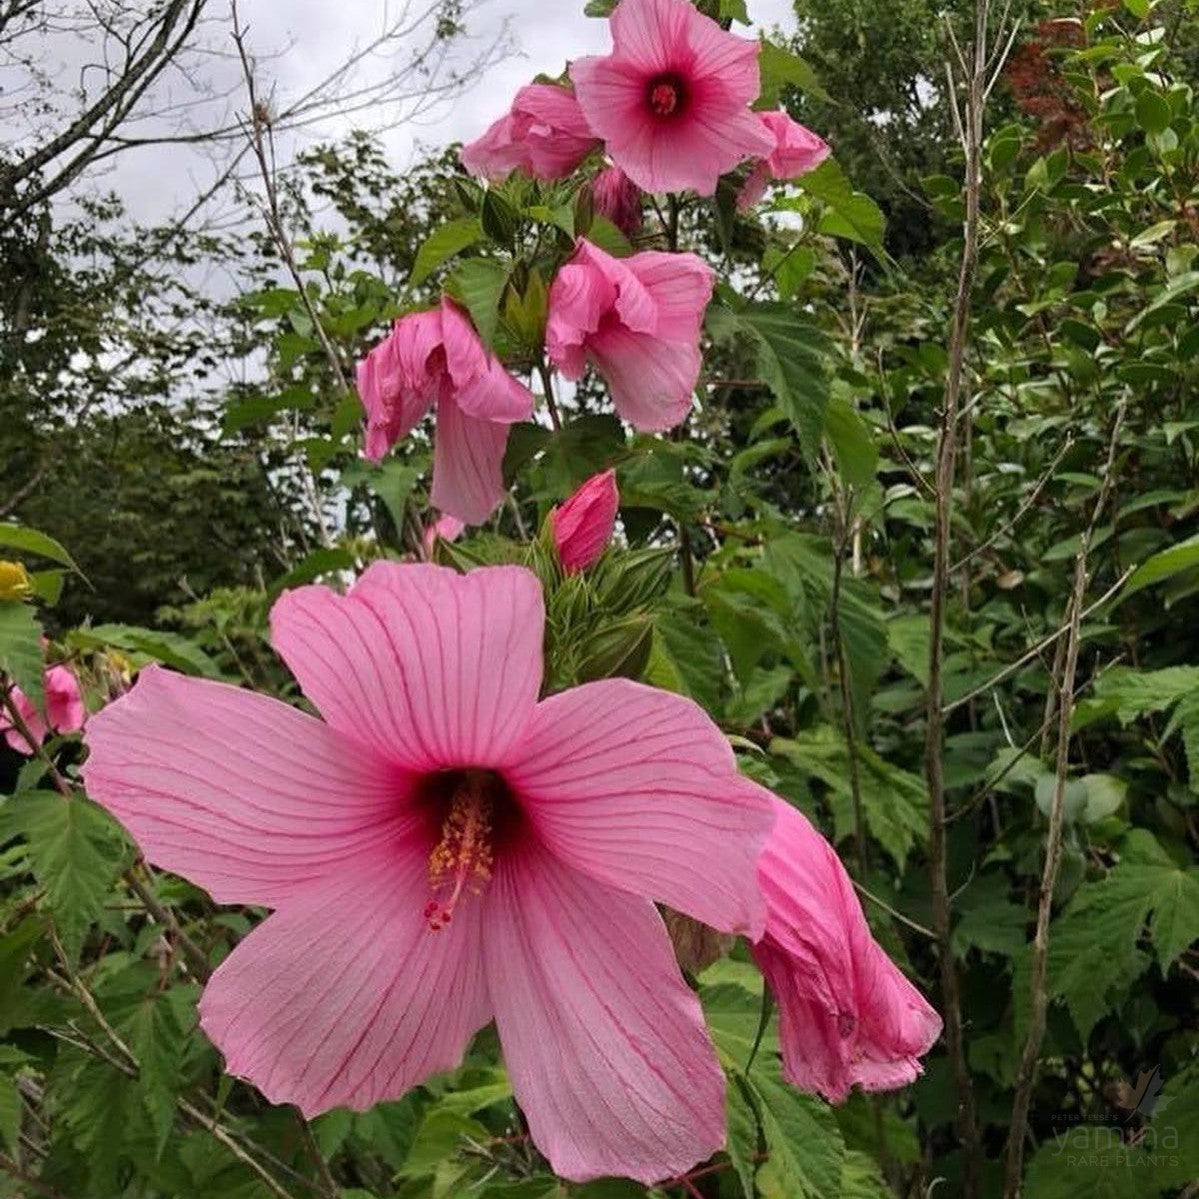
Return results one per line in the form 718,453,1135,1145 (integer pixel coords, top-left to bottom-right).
751,1068,845,1199
825,397,878,488
0,599,44,717
707,304,831,458
758,41,831,104
6,792,126,958
796,160,887,260
1048,830,1199,1038
725,1070,761,1199
773,728,928,868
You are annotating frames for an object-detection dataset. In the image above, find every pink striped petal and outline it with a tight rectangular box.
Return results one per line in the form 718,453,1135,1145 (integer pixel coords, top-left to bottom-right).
752,797,942,1101
432,395,512,526
81,666,411,906
271,563,544,772
199,845,491,1116
503,678,771,936
587,324,701,431
484,844,725,1183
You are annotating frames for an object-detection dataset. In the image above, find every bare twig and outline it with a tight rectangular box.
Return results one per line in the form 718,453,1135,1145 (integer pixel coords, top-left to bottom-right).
1002,403,1127,1197
923,7,997,1193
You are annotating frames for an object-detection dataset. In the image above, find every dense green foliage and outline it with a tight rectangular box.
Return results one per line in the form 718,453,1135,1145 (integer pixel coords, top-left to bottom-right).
2,1,1198,1197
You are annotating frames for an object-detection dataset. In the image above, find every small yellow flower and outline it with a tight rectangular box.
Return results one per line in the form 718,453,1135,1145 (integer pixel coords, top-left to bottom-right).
0,560,33,602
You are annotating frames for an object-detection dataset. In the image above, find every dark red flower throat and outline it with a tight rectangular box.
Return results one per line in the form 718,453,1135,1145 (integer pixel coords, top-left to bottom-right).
647,72,687,118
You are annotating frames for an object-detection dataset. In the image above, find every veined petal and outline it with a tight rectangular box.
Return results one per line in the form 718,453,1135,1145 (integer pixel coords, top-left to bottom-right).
623,250,715,341
609,0,690,74
568,56,649,148
684,11,761,108
199,844,491,1116
271,563,544,772
752,798,942,1101
81,666,411,906
588,324,700,432
484,844,725,1183
432,396,513,525
504,678,772,936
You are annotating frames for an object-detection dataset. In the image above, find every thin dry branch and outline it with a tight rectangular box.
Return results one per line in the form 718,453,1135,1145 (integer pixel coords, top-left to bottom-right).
922,6,997,1194
1002,402,1127,1197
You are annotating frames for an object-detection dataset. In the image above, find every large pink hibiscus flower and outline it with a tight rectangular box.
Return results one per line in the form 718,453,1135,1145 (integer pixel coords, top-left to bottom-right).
82,563,775,1183
570,0,773,195
357,299,534,525
546,238,714,432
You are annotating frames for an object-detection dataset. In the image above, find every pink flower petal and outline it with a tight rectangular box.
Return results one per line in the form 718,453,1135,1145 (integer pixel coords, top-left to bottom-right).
0,687,45,754
752,797,942,1101
460,83,600,182
271,563,544,772
624,249,715,341
81,666,412,906
45,664,86,734
432,395,513,526
484,842,725,1183
504,678,772,936
684,9,762,109
608,0,688,73
199,844,491,1116
587,324,701,431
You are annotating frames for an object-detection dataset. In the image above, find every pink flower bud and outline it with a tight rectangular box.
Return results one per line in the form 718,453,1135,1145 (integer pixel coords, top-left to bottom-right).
422,513,465,559
550,468,619,574
590,166,643,236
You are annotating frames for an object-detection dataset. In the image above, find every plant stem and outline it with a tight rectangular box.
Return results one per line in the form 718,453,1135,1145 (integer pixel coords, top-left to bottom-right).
1002,402,1126,1197
923,7,989,1193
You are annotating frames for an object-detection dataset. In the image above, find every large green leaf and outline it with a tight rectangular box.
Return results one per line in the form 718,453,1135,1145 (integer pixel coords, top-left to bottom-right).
69,623,222,679
707,304,832,457
1048,830,1199,1038
751,1069,845,1199
1122,532,1199,598
446,258,509,347
0,522,85,576
0,599,44,715
409,217,482,286
795,160,887,261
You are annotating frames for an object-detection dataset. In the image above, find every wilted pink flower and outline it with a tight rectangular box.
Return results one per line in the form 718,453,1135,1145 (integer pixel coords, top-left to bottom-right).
357,299,534,526
421,512,465,559
460,83,601,182
751,797,942,1101
551,468,619,574
570,0,772,195
737,110,830,210
546,239,714,431
590,165,642,235
83,563,775,1183
1,664,86,755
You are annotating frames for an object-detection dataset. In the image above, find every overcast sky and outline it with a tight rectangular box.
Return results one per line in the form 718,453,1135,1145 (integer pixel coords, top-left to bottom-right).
35,0,800,226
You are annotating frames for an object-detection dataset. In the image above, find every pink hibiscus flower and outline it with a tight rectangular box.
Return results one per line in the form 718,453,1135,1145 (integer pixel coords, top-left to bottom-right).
551,468,619,574
752,796,942,1101
357,299,535,526
460,83,602,182
589,165,643,236
546,238,714,431
82,563,776,1183
738,110,830,210
1,663,86,755
570,0,773,195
